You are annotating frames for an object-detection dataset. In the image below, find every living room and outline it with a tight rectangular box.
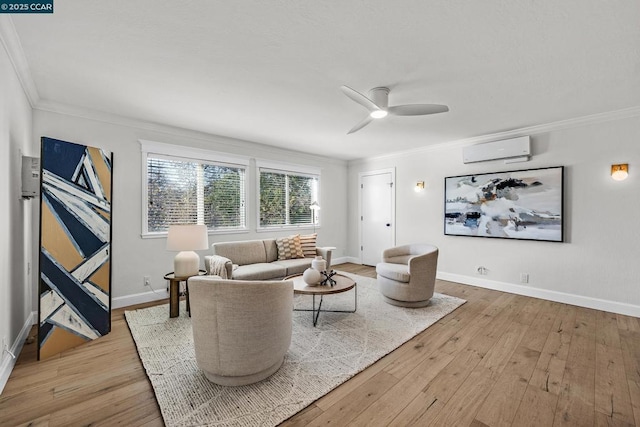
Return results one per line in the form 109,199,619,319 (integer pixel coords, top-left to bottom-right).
1,2,639,426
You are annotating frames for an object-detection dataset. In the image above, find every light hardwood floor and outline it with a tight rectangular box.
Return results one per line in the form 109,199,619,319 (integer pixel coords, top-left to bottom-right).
1,263,639,426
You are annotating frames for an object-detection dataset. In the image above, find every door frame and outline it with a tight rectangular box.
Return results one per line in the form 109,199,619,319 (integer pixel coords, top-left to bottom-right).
359,168,396,265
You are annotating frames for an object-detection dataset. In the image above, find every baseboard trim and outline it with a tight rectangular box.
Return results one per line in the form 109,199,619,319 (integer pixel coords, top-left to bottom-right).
337,257,361,265
0,311,36,395
112,290,168,309
437,272,640,317
331,256,352,266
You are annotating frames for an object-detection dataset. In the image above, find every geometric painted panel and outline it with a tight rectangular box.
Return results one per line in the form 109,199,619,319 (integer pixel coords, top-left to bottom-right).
38,137,113,360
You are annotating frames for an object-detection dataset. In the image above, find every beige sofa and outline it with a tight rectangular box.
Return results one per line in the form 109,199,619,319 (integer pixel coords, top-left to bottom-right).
204,238,333,280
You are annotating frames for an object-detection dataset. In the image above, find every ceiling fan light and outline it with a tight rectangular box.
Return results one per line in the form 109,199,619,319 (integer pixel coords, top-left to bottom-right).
370,109,388,119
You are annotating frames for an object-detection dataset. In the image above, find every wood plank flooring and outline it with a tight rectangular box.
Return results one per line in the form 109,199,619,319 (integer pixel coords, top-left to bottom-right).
1,263,638,426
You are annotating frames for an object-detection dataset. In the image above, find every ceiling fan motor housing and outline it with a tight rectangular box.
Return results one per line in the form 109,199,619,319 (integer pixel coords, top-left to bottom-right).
369,87,390,109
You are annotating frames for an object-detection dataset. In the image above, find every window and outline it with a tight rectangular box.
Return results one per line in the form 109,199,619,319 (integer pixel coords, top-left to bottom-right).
258,162,320,229
141,141,248,235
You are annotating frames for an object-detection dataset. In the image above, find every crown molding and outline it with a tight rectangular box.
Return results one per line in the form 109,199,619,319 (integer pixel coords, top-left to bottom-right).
350,105,640,165
34,99,347,166
0,16,39,107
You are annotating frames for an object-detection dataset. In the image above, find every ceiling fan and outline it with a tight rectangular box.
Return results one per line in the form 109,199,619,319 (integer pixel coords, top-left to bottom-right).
340,85,449,134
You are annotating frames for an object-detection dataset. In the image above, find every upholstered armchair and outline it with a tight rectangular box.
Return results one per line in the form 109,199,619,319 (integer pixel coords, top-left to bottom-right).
376,244,439,308
188,276,294,386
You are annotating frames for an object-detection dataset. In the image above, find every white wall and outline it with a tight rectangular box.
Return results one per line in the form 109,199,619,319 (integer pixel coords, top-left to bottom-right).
31,110,348,307
348,115,640,316
0,35,34,392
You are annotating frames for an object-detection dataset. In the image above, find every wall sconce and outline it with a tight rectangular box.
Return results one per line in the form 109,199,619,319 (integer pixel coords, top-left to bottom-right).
414,181,425,192
611,164,628,181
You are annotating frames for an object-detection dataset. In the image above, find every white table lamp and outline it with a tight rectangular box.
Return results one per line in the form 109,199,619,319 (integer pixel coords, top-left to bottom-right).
166,224,209,277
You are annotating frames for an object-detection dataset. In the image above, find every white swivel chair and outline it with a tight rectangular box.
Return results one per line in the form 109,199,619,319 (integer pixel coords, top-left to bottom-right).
188,276,293,386
376,244,439,308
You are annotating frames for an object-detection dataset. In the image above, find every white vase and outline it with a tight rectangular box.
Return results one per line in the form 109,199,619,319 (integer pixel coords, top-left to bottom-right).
302,268,321,286
311,256,326,272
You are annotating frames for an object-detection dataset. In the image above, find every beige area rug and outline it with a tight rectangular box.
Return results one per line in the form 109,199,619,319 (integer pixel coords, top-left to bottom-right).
125,272,465,426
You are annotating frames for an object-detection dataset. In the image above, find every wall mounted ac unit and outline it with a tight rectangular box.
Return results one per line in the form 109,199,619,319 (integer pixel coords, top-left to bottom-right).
462,136,531,164
22,156,40,198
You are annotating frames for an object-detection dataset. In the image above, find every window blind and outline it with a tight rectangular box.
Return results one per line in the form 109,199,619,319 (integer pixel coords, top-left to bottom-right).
147,156,245,233
259,169,318,228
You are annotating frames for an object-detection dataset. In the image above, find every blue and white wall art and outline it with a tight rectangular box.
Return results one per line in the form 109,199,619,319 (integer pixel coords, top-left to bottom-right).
38,137,113,360
444,166,563,242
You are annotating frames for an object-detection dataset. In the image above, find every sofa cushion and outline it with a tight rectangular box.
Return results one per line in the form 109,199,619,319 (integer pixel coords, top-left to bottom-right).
376,262,411,283
263,239,279,263
213,240,267,266
299,233,317,258
276,235,304,260
273,258,313,276
232,263,286,280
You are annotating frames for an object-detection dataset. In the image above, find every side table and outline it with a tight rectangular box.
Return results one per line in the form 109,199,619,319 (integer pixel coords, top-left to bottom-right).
164,270,206,318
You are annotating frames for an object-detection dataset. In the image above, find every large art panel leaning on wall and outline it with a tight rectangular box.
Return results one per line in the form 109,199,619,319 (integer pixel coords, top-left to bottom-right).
38,137,113,360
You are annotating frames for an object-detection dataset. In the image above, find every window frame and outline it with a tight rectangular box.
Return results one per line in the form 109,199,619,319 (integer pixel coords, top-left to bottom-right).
140,140,250,238
255,160,321,232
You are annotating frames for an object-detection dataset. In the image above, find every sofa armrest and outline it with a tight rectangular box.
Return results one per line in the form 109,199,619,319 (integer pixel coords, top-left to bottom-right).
315,246,334,270
204,255,233,279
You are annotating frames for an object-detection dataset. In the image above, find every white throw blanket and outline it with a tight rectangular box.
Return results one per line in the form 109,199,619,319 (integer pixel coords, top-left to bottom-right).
208,255,229,279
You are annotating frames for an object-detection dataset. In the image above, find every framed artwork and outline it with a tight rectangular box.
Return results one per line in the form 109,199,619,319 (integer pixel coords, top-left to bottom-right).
444,166,563,242
38,137,113,360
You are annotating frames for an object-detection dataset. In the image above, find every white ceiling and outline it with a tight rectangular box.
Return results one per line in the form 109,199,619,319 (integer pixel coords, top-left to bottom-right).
9,0,640,160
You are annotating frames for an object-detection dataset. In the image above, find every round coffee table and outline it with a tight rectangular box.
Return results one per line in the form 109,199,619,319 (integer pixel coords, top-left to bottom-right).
285,272,357,327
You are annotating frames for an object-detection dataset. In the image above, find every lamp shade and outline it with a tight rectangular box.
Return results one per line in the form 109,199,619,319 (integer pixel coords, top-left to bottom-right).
166,224,209,251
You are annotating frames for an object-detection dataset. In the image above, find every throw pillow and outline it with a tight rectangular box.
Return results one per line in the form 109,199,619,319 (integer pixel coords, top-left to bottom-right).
299,233,317,258
276,235,304,260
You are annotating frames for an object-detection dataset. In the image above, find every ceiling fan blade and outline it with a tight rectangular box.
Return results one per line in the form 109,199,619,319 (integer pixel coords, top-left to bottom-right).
388,104,449,116
347,115,374,134
341,85,380,112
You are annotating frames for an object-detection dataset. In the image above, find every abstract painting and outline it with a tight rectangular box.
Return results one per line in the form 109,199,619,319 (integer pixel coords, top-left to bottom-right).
444,166,563,242
38,137,113,360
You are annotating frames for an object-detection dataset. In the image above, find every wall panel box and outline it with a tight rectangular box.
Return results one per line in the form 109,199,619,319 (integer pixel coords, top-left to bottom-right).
22,156,40,198
462,136,531,164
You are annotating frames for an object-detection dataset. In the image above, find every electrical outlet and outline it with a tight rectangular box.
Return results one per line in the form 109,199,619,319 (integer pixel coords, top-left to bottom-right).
476,266,487,275
144,276,151,287
520,273,529,284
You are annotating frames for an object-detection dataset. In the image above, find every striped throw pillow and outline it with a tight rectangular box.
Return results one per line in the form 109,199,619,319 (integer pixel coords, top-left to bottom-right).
276,235,305,260
299,233,317,258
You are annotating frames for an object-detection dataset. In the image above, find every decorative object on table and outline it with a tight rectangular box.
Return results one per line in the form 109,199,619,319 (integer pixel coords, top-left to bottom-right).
309,201,320,232
311,255,326,272
302,268,321,286
125,272,466,427
444,166,564,242
166,224,209,277
38,137,113,360
321,269,337,286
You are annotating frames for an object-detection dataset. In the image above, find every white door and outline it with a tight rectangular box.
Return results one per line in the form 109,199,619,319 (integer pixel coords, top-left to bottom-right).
360,170,395,266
